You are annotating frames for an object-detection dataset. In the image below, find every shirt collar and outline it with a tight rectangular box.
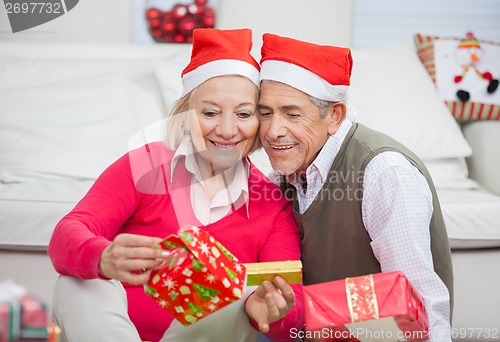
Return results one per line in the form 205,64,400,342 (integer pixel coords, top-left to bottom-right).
171,137,199,182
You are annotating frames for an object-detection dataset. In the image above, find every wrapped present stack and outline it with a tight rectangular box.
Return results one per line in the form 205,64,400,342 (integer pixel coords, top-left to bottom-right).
144,226,246,326
0,280,59,342
303,271,429,342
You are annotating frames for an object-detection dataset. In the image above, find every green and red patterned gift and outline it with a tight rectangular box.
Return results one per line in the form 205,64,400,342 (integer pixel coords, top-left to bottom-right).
144,226,246,326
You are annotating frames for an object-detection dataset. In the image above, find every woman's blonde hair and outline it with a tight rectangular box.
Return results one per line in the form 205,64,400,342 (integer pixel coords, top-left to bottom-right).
164,93,192,150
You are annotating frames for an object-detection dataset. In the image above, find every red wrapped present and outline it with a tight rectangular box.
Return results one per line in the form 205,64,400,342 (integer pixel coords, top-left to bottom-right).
0,280,53,342
0,300,15,342
144,226,246,326
303,271,429,342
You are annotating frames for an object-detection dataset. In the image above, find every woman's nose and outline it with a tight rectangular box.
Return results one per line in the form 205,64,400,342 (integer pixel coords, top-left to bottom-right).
216,114,238,139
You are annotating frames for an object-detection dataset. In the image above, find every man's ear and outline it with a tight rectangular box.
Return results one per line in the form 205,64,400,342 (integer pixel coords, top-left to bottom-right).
327,102,347,135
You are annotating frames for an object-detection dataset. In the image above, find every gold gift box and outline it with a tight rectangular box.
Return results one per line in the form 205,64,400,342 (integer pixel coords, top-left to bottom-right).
243,260,302,286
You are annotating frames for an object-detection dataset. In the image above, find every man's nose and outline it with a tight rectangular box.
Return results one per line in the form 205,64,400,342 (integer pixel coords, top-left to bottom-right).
217,114,238,139
267,114,287,139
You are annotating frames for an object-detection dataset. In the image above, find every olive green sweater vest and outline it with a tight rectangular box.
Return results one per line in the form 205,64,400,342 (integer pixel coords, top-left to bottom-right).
281,122,453,310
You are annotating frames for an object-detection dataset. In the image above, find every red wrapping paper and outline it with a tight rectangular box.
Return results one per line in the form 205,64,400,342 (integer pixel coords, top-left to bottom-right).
0,301,11,342
0,291,51,342
144,226,246,326
303,271,429,342
19,294,47,329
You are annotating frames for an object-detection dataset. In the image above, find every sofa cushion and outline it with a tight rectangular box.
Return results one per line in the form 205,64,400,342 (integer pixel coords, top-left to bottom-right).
0,72,136,182
349,43,472,160
0,180,93,249
424,158,478,190
0,47,179,182
438,188,500,249
462,121,500,195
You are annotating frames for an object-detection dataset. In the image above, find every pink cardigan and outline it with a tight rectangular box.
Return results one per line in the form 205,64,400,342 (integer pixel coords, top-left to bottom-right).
48,142,303,341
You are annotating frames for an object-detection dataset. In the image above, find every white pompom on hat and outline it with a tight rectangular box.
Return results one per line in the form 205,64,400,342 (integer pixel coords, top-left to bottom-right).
181,28,260,96
260,33,353,102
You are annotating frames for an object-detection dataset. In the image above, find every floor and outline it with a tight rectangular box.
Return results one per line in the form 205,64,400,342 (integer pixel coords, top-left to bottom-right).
2,249,500,341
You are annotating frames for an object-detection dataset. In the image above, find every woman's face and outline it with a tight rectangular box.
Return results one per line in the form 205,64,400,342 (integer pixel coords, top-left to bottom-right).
188,75,259,172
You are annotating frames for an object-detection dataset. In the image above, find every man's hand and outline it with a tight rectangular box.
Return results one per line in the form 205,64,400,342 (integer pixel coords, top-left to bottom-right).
245,276,296,333
98,234,167,285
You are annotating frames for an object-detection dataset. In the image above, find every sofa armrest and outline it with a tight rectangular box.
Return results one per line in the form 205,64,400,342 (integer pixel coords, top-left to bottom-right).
462,121,500,195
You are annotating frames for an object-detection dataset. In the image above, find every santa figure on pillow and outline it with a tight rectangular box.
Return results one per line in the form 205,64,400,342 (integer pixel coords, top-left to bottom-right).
454,31,499,102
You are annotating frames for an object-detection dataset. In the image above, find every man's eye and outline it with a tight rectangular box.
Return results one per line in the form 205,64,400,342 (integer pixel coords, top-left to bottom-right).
259,112,272,117
287,113,300,118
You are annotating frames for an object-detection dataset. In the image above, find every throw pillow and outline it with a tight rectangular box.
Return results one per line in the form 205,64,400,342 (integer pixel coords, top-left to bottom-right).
415,32,500,121
349,43,472,160
0,73,136,182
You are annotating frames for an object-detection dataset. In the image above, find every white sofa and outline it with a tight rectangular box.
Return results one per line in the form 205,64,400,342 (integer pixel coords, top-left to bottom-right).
1,41,499,341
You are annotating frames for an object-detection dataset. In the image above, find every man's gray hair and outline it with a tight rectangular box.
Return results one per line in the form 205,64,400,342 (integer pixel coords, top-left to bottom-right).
309,96,333,118
261,79,335,119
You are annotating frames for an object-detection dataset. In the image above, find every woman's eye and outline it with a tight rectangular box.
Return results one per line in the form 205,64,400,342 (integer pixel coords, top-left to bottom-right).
236,112,253,119
202,111,218,117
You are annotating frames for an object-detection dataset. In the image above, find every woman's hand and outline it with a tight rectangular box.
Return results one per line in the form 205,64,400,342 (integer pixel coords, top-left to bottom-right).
245,276,296,333
98,233,167,285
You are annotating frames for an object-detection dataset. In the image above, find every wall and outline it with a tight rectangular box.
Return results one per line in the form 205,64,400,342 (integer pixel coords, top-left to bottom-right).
0,0,353,50
0,0,133,44
352,0,500,48
217,0,352,51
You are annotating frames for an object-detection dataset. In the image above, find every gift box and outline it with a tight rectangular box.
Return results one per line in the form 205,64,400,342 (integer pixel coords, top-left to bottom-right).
144,226,246,326
303,271,429,342
243,260,302,286
0,280,56,342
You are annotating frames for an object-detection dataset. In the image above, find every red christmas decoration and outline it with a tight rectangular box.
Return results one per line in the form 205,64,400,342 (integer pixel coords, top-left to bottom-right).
145,8,160,21
145,1,216,44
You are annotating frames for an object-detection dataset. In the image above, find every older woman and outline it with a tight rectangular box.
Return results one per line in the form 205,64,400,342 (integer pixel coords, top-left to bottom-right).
48,28,303,342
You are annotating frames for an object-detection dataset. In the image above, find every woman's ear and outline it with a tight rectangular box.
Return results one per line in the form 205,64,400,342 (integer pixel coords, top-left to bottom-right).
327,102,347,135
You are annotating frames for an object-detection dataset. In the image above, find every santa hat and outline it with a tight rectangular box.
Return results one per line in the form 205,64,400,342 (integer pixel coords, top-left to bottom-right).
458,32,481,49
260,33,352,102
181,28,260,96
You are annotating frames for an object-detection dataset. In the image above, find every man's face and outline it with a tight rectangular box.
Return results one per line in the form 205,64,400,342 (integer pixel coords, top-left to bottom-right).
258,81,332,176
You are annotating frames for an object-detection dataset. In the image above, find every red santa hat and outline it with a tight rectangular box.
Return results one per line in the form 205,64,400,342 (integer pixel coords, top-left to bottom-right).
260,33,353,102
181,28,260,96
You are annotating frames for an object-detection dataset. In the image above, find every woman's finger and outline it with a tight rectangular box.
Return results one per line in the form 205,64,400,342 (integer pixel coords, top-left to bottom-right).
117,269,152,285
114,234,164,247
120,258,163,272
122,246,167,260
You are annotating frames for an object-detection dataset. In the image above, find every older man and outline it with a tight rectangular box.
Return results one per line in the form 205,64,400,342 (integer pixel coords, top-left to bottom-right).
257,33,453,341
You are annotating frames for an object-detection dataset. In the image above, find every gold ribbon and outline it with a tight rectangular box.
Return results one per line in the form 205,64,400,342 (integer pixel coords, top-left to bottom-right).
345,274,379,323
